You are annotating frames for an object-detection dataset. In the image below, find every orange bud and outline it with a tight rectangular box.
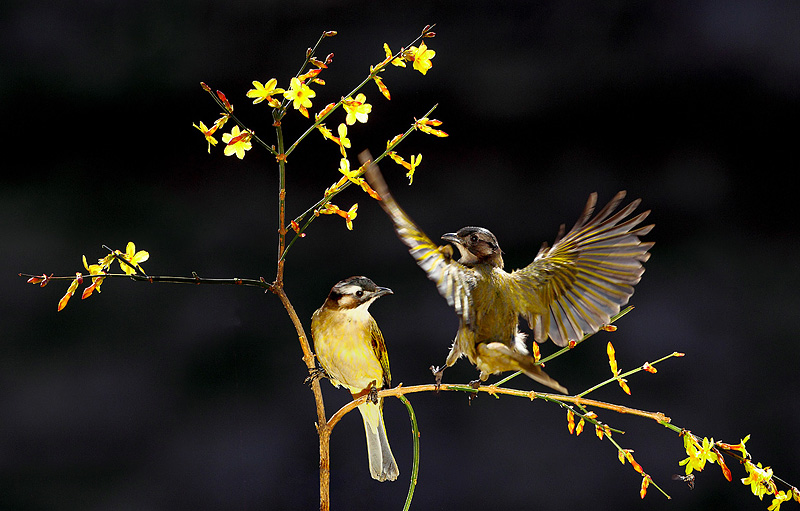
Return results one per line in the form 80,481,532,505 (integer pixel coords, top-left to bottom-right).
200,82,211,92
216,90,233,112
595,425,604,440
640,475,650,499
714,448,732,481
290,220,306,237
373,75,391,100
601,324,617,332
568,340,577,349
642,362,657,373
531,342,541,363
575,418,585,436
566,409,575,434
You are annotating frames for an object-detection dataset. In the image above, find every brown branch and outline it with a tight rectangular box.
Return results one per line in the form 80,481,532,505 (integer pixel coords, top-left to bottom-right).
327,383,671,431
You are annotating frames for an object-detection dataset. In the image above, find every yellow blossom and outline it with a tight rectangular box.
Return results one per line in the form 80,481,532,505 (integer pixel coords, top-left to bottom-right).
221,125,253,159
409,42,435,75
246,78,284,107
741,461,776,500
679,435,718,475
342,203,358,230
383,43,406,67
283,77,316,117
387,151,422,184
193,121,219,153
405,154,421,184
81,254,112,297
318,202,358,230
117,241,149,276
343,93,372,125
769,490,793,511
336,123,351,157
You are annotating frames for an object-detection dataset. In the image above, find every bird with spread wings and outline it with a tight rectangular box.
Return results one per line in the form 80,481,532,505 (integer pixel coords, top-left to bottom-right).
361,152,653,394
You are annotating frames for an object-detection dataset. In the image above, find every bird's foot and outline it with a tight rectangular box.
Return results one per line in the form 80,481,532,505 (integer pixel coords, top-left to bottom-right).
367,382,379,405
467,379,482,405
430,365,445,392
304,366,327,386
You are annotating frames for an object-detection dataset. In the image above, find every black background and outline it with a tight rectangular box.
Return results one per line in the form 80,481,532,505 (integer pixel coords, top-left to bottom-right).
3,1,798,510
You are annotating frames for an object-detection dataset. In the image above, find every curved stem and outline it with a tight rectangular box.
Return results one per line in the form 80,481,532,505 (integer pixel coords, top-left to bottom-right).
398,395,420,511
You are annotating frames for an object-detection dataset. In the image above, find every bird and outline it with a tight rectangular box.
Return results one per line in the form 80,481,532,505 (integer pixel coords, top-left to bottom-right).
311,275,399,482
360,151,653,394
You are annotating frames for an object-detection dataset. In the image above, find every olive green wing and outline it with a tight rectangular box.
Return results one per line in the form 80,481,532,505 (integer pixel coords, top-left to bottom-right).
369,316,392,388
363,153,478,329
511,191,654,346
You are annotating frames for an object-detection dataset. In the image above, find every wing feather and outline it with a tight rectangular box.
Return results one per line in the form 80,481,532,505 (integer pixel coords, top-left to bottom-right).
514,191,653,346
362,153,477,328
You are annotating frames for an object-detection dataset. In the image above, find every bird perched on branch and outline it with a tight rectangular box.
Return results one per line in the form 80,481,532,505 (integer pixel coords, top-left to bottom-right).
360,151,653,394
311,276,399,482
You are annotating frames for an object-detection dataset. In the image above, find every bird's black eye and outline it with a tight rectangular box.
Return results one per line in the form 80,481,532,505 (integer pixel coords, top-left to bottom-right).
470,235,478,243
355,290,364,298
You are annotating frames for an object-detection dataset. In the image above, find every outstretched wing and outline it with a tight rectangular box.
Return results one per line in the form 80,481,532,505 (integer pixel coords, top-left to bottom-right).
512,191,653,346
361,152,478,328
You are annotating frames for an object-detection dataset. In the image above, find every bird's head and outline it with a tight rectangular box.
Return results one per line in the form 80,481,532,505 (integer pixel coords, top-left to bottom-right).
442,226,504,268
324,276,393,311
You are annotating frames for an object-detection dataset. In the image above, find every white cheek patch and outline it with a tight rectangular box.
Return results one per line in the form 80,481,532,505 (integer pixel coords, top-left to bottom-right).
337,284,361,295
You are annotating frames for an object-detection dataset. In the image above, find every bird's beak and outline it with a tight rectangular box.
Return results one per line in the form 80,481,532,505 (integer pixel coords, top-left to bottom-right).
374,286,393,298
441,233,461,245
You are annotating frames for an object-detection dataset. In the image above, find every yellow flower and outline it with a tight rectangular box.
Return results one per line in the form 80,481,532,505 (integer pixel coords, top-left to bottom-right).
383,43,406,67
221,125,252,159
409,42,435,75
679,436,718,475
338,158,359,182
193,121,219,153
283,77,316,117
741,461,777,500
768,490,793,511
405,154,421,184
81,254,112,297
117,241,149,275
317,202,359,230
343,93,372,125
387,151,422,184
342,203,358,230
246,78,284,107
336,123,351,157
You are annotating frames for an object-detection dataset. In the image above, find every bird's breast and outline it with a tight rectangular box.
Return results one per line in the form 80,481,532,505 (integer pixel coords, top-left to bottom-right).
311,308,384,392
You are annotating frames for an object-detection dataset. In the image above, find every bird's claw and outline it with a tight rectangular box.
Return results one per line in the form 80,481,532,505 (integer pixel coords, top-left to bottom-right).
367,383,380,405
430,365,445,392
304,366,327,386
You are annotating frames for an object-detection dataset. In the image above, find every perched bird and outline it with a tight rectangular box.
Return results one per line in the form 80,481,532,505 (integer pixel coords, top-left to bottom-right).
361,152,653,394
311,276,399,482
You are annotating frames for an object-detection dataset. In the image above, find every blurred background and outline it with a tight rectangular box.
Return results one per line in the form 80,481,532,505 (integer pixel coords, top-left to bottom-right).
2,1,798,510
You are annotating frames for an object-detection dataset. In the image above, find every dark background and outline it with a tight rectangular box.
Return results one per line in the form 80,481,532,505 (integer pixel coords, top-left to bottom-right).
3,1,798,510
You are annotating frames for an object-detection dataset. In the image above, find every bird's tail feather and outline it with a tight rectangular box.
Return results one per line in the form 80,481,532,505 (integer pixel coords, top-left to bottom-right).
478,342,568,394
358,400,399,482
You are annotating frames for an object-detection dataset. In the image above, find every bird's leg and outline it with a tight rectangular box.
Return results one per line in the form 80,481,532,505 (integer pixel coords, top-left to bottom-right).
304,361,328,386
430,365,446,391
366,380,379,405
